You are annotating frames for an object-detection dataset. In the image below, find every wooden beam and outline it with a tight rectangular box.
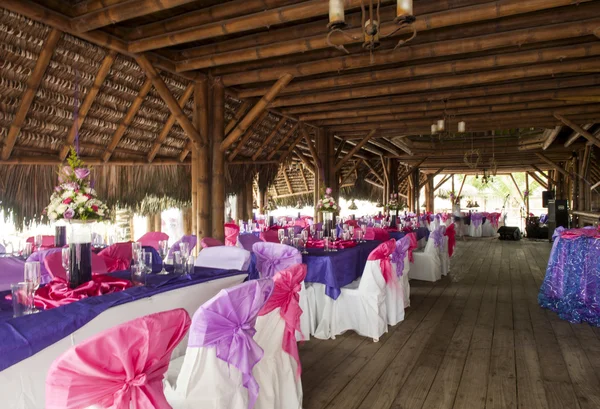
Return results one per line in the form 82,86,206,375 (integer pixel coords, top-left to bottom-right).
527,171,549,190
283,169,294,194
542,126,563,150
273,190,312,199
278,130,305,164
564,123,593,147
335,130,376,173
102,78,152,162
72,0,198,32
252,117,286,161
434,174,453,191
267,123,298,161
147,83,193,162
420,168,444,189
60,50,116,160
293,149,315,175
398,158,428,185
365,178,384,189
300,167,309,190
591,181,600,191
509,174,525,203
363,160,385,184
229,160,279,165
179,141,192,162
135,54,204,152
530,164,555,184
334,140,346,160
381,156,389,187
225,100,252,136
0,156,188,165
220,74,293,152
554,114,600,148
227,111,268,161
302,125,321,172
1,28,61,160
128,0,369,53
456,175,467,200
211,78,225,240
535,153,572,180
340,160,363,186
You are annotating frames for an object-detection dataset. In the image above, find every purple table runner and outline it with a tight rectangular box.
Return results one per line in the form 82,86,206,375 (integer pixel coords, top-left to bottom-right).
0,265,247,371
0,256,25,292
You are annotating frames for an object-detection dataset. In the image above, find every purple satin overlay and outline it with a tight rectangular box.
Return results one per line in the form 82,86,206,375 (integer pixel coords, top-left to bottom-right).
252,242,302,279
0,265,247,371
538,231,600,326
0,256,25,292
392,236,411,277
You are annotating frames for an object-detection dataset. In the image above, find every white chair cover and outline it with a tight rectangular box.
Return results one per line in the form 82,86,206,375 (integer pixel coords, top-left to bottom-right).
386,254,408,326
468,223,483,237
297,282,316,342
481,220,496,237
312,259,388,341
254,309,303,409
440,236,450,276
195,246,251,271
409,238,442,282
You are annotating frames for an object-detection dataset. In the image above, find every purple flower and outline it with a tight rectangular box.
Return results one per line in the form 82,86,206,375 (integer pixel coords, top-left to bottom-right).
62,182,79,191
54,186,61,193
325,187,332,195
74,167,90,179
63,208,75,219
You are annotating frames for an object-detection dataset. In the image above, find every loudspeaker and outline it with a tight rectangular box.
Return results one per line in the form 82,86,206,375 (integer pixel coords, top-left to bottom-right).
542,190,555,208
555,199,569,228
498,226,521,240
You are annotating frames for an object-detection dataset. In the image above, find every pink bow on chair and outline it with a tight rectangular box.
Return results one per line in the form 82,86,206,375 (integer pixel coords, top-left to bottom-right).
224,223,240,246
46,308,191,409
367,239,396,285
259,264,307,377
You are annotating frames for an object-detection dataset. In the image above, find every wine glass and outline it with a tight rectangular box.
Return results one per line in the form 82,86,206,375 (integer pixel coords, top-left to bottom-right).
132,242,142,265
61,247,70,282
142,251,153,274
23,261,41,313
323,237,330,252
34,234,42,250
330,230,338,252
157,240,169,275
179,242,190,262
278,229,285,244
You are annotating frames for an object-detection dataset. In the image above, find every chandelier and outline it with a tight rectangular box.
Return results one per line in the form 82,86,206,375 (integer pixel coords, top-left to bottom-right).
476,168,493,185
327,0,417,55
430,99,466,138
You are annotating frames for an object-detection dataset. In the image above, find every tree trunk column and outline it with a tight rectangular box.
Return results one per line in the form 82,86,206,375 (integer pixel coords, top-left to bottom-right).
194,79,211,240
211,78,225,241
245,178,254,220
412,169,420,213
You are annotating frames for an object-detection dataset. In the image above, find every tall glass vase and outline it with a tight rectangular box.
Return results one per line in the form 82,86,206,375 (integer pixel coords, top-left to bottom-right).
322,211,334,237
68,221,93,289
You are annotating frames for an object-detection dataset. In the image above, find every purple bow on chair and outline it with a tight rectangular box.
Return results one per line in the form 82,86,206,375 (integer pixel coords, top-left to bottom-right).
392,236,411,277
252,242,302,278
189,279,274,409
471,213,484,227
431,226,445,248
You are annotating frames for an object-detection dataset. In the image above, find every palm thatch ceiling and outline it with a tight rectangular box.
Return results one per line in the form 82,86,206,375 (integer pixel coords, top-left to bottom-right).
1,0,600,218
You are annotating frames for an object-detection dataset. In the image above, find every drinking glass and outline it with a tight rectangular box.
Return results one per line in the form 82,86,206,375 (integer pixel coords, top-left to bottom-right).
158,240,169,275
323,237,330,252
185,255,195,276
179,242,190,261
130,263,145,286
342,231,350,241
23,261,41,313
61,247,70,282
132,242,142,265
173,251,184,275
293,237,300,249
316,231,323,240
34,234,42,249
142,251,153,274
287,227,295,239
330,230,338,252
278,229,285,243
23,242,33,258
355,229,363,243
11,282,34,318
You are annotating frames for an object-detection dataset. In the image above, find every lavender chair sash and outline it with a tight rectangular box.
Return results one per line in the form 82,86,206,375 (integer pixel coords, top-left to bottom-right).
252,242,302,278
26,247,63,284
392,236,411,277
238,233,262,252
189,279,274,409
431,226,445,248
471,213,484,227
168,235,197,258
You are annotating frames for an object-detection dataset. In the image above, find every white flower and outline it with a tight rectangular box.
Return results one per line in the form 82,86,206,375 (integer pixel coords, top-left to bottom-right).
56,204,67,214
79,208,85,214
61,191,72,199
75,194,88,204
49,211,58,220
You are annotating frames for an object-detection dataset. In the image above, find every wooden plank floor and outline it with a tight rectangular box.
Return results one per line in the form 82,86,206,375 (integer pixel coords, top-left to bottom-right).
300,238,600,409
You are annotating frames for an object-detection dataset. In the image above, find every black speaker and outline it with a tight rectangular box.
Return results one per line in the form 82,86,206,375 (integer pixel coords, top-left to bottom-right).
498,226,521,240
542,190,555,208
555,199,569,228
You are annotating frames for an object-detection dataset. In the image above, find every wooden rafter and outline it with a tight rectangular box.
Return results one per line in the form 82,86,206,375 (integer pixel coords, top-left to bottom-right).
252,117,286,161
365,178,384,189
278,129,305,164
227,111,268,161
340,159,363,186
564,123,594,147
398,158,427,185
283,169,293,194
509,174,525,202
293,149,315,175
147,83,194,162
302,126,321,172
542,126,563,150
363,160,384,185
102,78,152,162
380,156,389,187
334,140,346,160
527,171,549,190
554,114,600,148
1,28,61,160
267,123,298,161
225,100,252,136
420,168,444,189
434,174,453,191
60,50,116,160
220,74,293,152
335,130,376,173
299,167,309,191
535,153,573,180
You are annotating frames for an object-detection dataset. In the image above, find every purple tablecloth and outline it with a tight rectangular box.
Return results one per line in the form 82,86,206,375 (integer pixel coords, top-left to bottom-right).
0,256,25,292
0,265,247,371
389,231,406,241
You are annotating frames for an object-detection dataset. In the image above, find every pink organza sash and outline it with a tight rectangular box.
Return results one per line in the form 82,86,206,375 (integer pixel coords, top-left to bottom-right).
46,309,190,409
98,242,133,273
224,223,240,246
305,239,357,249
445,223,456,257
33,275,132,310
406,232,418,263
259,229,279,243
367,239,396,285
259,264,307,377
137,232,169,250
200,237,224,248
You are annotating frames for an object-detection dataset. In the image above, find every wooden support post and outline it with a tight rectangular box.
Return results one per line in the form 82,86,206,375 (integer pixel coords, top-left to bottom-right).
245,178,254,220
335,130,376,173
211,78,225,241
191,142,198,238
2,28,62,160
525,173,530,215
154,212,162,232
510,174,525,203
146,215,153,233
183,207,192,235
427,177,435,212
195,79,211,239
60,50,116,160
103,78,153,162
326,129,338,201
220,74,293,152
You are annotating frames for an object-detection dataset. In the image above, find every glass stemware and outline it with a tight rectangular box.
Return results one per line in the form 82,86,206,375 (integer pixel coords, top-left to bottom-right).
23,242,33,258
330,230,338,252
142,251,153,274
34,234,42,250
132,242,142,265
11,282,34,317
157,240,169,275
179,242,190,262
23,261,41,313
61,247,70,283
278,229,285,244
323,237,330,252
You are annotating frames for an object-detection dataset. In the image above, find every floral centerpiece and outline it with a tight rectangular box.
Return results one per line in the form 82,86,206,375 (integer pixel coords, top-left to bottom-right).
386,193,404,211
317,187,339,213
45,148,109,289
45,148,109,222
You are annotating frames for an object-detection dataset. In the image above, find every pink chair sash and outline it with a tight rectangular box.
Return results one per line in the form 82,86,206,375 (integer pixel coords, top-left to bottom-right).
44,250,108,281
98,242,133,273
46,309,191,409
365,227,375,240
406,232,418,263
200,237,224,248
445,223,456,257
252,242,302,278
367,239,396,285
137,232,169,250
224,223,240,246
373,227,390,241
189,279,274,409
26,235,55,252
259,264,307,377
259,229,280,243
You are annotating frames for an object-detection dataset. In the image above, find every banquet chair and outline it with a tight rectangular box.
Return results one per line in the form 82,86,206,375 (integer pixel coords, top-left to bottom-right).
391,236,411,316
252,242,315,341
313,240,394,341
164,280,274,409
0,243,4,254
237,233,262,252
169,235,198,258
468,213,483,237
200,237,224,248
26,235,55,251
44,250,109,280
138,231,169,250
254,264,306,409
195,246,251,271
224,223,240,246
98,242,133,272
259,229,279,243
46,308,191,409
27,247,63,284
409,227,444,282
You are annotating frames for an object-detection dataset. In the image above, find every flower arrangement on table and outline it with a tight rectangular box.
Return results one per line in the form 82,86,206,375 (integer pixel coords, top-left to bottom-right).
45,148,110,222
317,187,339,213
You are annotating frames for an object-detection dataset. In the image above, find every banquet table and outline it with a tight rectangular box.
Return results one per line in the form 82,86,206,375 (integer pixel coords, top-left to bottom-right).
0,255,25,292
538,228,600,326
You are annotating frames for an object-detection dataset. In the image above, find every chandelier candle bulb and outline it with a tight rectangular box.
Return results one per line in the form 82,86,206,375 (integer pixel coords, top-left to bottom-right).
458,121,466,133
328,0,345,30
431,124,438,135
397,0,413,17
437,119,445,132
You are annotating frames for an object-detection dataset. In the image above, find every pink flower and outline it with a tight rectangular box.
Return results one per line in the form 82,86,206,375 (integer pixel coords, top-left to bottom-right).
85,194,92,200
63,197,73,205
74,167,90,179
54,186,61,193
64,208,75,219
91,205,99,212
325,187,332,195
62,166,73,176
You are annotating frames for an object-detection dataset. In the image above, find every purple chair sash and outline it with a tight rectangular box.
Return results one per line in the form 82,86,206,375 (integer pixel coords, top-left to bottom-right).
189,279,274,409
168,235,197,258
238,233,263,252
252,242,302,279
26,247,63,284
471,213,484,227
431,226,445,248
392,236,411,277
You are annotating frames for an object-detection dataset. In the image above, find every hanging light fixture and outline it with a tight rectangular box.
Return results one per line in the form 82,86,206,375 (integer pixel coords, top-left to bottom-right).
327,0,416,56
431,99,466,138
